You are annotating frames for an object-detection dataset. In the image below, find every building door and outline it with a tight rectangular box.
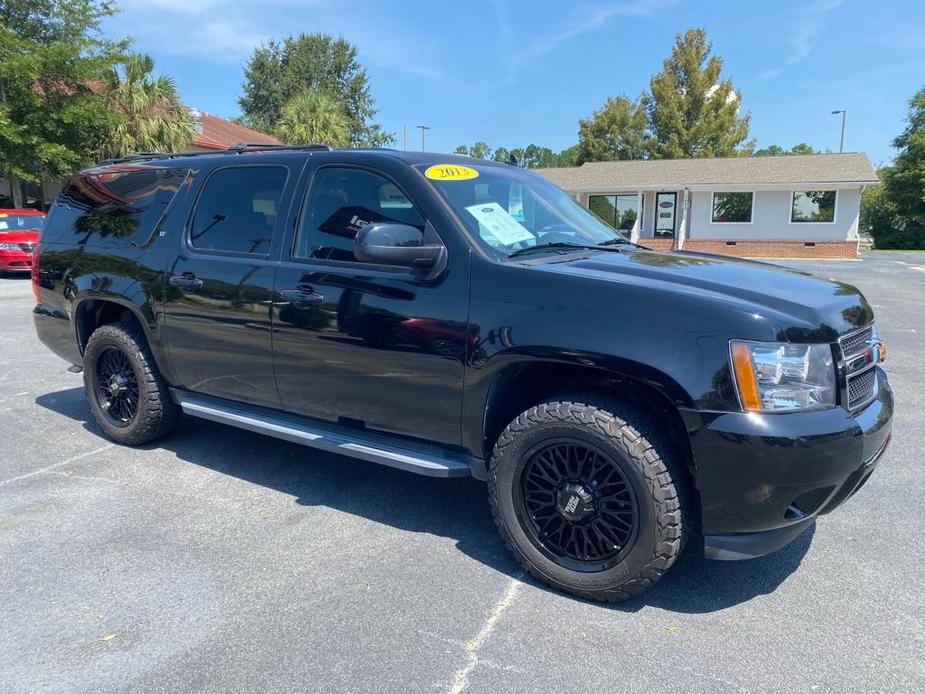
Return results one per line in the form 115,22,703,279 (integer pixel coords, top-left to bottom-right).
655,192,677,237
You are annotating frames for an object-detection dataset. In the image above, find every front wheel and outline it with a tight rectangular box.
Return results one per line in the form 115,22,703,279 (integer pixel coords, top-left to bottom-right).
83,320,179,446
488,398,687,602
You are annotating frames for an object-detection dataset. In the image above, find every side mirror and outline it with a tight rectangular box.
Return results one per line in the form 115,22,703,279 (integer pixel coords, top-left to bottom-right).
354,222,445,269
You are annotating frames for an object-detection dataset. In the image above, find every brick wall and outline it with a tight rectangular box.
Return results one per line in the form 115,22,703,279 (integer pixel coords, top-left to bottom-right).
640,237,676,252
683,239,859,259
638,238,858,258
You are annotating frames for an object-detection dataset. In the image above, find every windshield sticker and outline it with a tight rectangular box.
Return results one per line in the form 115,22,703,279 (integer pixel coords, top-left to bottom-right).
424,164,479,181
465,202,534,245
508,183,525,222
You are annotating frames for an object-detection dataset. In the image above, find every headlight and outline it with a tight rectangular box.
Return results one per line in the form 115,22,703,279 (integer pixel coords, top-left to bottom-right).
0,242,21,250
730,340,836,411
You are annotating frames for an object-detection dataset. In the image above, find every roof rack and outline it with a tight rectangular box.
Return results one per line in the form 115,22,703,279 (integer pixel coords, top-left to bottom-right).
97,142,333,165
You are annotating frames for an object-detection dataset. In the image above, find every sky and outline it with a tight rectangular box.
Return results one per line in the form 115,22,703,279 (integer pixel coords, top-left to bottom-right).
103,0,925,165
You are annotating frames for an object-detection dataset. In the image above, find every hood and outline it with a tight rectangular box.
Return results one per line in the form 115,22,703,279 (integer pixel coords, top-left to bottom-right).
538,248,872,341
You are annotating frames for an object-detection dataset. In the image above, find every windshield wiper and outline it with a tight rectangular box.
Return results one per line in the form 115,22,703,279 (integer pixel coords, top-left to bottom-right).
598,237,634,246
508,241,626,258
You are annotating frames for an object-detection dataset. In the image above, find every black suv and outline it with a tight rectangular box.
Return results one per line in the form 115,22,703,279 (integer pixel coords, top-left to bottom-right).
32,145,893,601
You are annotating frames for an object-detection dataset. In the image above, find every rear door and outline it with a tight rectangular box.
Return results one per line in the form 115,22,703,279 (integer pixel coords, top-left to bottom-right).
271,157,468,446
162,161,298,408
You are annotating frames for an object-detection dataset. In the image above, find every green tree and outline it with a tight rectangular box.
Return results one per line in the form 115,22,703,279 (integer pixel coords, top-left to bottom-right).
880,86,925,247
577,93,649,163
468,141,491,159
754,142,818,156
275,90,350,147
0,0,124,206
239,33,393,147
491,146,511,163
453,144,469,155
648,28,750,158
101,53,194,159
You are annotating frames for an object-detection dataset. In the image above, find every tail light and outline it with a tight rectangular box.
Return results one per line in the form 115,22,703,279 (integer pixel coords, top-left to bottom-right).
31,240,41,303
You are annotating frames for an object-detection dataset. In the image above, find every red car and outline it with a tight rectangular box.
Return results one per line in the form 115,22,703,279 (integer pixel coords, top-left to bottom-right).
0,209,45,273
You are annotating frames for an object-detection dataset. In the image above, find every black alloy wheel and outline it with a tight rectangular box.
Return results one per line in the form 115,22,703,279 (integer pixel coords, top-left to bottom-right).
516,440,639,572
94,347,140,427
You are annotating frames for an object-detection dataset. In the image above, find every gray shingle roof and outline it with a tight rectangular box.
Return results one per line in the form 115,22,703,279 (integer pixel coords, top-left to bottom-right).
534,152,878,190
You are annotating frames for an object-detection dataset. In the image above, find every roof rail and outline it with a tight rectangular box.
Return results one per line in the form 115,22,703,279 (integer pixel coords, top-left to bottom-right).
97,142,334,165
225,142,333,152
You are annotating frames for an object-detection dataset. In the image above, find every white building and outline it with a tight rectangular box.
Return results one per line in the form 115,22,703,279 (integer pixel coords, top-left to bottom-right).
536,152,878,258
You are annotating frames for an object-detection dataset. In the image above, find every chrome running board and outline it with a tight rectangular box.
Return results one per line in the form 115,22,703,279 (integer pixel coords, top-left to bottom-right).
171,390,474,478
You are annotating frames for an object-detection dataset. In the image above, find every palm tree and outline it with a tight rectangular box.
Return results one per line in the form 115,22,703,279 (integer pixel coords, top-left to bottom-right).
102,54,194,158
276,90,350,147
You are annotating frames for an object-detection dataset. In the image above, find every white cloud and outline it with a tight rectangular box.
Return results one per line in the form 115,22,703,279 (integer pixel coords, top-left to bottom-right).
505,0,677,74
759,0,846,80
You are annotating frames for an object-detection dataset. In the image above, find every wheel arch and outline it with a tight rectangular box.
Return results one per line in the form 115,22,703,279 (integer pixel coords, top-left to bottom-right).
475,356,699,496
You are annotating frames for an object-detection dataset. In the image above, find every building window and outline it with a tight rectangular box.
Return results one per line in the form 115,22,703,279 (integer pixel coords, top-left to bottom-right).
711,192,753,223
791,190,837,223
588,194,642,231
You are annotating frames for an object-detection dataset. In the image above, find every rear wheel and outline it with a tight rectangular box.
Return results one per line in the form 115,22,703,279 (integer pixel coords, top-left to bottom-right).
488,398,686,601
83,320,179,445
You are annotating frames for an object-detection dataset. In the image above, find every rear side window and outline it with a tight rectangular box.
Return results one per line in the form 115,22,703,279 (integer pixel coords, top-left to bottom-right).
294,167,424,262
44,167,187,246
189,166,288,255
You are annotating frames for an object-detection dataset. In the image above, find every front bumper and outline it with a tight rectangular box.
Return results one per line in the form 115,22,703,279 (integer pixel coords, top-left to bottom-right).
684,367,893,560
0,250,33,271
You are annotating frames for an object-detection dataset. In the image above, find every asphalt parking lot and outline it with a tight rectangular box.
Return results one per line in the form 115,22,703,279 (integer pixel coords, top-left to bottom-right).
1,251,923,693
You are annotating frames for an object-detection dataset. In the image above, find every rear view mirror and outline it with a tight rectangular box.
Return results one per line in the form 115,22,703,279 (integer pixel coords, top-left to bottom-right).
354,222,445,270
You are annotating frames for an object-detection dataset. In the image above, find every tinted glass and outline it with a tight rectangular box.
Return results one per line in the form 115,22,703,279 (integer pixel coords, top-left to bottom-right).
791,191,836,223
45,168,186,246
295,168,424,261
712,192,753,223
190,166,287,254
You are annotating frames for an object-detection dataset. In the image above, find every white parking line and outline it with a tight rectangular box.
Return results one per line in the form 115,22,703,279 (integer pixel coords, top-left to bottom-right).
0,443,113,487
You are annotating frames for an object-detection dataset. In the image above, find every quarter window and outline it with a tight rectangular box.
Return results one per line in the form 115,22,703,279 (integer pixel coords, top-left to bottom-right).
791,191,836,223
49,168,187,246
190,166,288,254
295,167,424,262
712,192,753,223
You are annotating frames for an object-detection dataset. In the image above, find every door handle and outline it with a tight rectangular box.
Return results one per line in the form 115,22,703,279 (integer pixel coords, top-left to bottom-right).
168,272,203,290
279,287,324,306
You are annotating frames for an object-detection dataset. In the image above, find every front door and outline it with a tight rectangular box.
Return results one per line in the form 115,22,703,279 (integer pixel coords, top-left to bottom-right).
271,162,468,446
163,163,296,408
654,192,677,237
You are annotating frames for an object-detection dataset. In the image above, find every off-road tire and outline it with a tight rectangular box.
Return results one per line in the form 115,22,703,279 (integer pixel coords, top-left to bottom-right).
83,320,179,445
488,397,687,602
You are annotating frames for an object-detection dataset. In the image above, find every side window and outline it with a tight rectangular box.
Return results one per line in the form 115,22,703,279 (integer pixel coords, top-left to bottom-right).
295,167,424,262
190,166,288,255
46,167,187,246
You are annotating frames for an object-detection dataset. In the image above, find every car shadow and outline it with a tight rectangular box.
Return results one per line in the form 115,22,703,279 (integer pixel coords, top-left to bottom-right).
35,386,813,614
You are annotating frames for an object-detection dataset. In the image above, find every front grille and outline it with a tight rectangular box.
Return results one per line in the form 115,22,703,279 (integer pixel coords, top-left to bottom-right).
840,325,873,357
839,323,879,410
847,367,877,410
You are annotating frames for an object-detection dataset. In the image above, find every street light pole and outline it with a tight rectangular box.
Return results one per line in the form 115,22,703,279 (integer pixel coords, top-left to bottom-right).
417,125,430,152
831,110,846,153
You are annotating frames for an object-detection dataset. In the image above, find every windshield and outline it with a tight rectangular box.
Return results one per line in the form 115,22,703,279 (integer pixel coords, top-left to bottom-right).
0,213,45,232
416,163,629,258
